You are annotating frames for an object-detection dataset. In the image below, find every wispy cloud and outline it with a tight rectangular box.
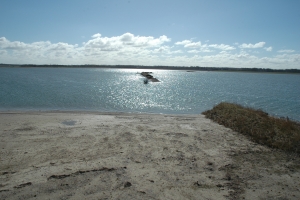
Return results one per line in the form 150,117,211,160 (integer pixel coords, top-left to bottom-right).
239,42,266,49
264,47,273,52
208,44,235,51
174,40,190,45
175,40,201,48
176,40,234,51
277,49,295,53
153,46,182,54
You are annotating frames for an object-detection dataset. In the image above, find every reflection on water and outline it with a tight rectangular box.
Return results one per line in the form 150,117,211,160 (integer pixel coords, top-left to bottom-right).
0,67,299,121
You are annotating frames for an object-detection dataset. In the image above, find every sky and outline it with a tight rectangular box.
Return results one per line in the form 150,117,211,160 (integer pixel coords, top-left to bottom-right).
1,0,300,69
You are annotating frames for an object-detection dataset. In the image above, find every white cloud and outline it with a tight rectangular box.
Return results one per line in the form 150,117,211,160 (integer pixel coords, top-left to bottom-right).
0,37,27,50
183,44,213,53
239,42,266,49
175,40,201,48
92,33,101,38
85,33,171,53
201,49,214,53
153,46,182,54
0,33,174,64
120,32,134,43
0,37,9,47
277,49,295,53
1,34,300,69
185,42,201,48
209,44,235,51
176,40,234,51
264,47,272,52
48,42,76,51
188,50,200,53
175,40,191,45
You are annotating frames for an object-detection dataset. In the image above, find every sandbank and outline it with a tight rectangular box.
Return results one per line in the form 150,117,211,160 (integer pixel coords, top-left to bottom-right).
0,112,299,199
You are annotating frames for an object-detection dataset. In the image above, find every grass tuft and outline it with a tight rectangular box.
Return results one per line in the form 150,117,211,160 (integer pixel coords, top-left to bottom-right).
202,102,300,154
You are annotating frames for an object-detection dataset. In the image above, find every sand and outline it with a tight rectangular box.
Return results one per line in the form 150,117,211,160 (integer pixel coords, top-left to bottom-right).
0,112,299,200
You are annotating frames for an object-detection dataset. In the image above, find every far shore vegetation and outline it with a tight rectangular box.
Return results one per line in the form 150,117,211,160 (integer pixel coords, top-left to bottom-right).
203,102,300,154
1,64,300,74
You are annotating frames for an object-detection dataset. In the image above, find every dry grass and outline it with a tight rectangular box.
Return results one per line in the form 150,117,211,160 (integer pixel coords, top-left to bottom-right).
202,102,300,154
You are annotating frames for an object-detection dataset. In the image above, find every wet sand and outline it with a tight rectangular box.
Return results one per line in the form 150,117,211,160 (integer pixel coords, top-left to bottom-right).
0,112,299,199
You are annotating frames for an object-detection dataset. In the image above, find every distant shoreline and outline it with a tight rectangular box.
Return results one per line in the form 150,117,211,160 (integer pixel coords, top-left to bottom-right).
1,64,300,74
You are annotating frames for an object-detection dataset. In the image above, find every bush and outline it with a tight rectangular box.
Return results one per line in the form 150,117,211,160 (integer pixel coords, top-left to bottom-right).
202,102,300,153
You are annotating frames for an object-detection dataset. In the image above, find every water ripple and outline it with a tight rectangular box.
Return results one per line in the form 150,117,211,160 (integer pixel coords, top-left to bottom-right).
0,68,299,121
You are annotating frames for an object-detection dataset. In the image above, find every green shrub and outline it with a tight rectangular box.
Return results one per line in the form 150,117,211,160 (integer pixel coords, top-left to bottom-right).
202,102,300,153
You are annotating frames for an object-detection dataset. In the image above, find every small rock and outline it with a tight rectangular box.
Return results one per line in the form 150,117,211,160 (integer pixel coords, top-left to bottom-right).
124,182,132,187
194,181,201,186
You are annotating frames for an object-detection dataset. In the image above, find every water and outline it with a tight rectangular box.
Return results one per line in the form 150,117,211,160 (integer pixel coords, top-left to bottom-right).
0,67,299,121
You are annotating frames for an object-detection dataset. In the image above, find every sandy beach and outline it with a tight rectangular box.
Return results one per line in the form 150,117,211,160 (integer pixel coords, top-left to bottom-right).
0,112,299,200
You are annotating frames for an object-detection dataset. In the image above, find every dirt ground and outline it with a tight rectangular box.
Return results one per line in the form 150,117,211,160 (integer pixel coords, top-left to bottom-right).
0,112,299,200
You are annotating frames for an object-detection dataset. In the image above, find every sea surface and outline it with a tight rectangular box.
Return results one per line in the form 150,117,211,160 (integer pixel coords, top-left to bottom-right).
0,67,299,121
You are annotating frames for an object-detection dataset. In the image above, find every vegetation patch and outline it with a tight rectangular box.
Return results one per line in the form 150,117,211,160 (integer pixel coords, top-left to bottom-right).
202,102,300,154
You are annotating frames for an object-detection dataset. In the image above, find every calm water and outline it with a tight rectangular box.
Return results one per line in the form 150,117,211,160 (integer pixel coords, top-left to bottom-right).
0,67,299,121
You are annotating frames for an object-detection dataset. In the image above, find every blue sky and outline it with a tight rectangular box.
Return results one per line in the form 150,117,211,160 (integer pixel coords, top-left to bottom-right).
1,0,300,69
